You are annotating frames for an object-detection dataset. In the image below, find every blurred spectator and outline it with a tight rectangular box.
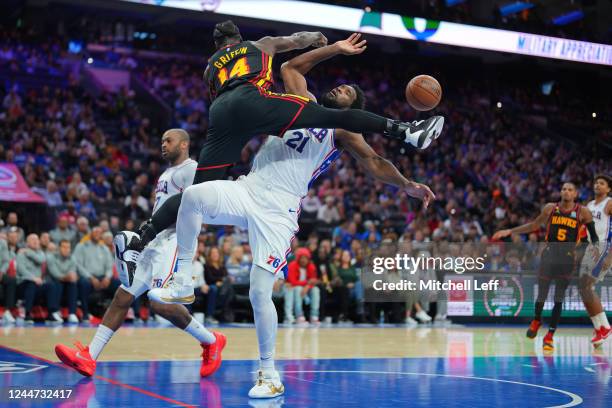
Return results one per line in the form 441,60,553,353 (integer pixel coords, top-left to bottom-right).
75,216,90,243
1,212,25,244
317,196,341,225
284,248,320,324
225,245,250,285
16,234,48,324
122,187,148,221
72,226,116,321
74,191,97,221
50,215,77,246
0,232,18,323
46,240,79,323
331,249,364,323
90,173,112,203
31,180,63,207
67,172,88,197
203,247,233,324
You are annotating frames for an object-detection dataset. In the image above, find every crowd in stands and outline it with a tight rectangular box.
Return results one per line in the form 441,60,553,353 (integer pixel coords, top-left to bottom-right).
0,26,610,326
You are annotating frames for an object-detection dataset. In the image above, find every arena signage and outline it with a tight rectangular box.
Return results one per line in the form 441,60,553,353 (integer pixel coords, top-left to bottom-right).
0,164,45,203
123,0,611,66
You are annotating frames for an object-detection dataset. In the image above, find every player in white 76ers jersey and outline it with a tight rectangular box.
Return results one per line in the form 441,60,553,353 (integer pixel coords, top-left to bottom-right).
579,174,612,347
55,129,226,379
149,34,435,398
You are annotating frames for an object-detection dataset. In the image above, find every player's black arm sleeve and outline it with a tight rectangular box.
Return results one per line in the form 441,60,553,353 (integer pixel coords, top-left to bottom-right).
586,221,599,243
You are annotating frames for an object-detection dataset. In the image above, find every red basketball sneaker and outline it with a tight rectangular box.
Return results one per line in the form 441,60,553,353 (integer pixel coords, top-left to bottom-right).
200,332,227,377
526,320,541,339
591,326,612,347
55,341,96,377
543,331,554,351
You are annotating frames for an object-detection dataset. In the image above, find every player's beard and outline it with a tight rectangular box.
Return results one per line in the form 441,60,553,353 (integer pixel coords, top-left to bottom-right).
164,148,181,164
320,91,342,109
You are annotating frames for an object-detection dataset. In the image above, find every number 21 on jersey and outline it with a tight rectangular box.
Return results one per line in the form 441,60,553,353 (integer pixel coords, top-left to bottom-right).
217,57,250,86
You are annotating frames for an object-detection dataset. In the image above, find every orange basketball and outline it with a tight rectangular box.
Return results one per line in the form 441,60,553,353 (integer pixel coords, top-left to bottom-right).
405,75,442,111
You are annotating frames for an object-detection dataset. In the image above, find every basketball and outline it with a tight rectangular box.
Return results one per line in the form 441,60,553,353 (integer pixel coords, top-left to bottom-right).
405,75,442,111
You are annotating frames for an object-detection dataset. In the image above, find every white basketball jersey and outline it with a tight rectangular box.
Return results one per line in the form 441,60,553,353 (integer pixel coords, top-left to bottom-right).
152,158,197,214
587,197,611,243
247,128,340,197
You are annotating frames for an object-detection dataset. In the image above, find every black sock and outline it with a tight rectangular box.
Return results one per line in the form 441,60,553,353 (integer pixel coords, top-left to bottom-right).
534,301,544,321
549,301,563,332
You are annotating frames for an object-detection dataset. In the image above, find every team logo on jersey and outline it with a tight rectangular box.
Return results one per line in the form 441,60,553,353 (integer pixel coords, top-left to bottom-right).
571,211,577,218
267,255,282,269
307,128,329,143
155,180,168,194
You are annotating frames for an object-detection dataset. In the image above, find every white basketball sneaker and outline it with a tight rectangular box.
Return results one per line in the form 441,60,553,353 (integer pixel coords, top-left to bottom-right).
248,370,285,399
148,274,195,305
113,231,142,288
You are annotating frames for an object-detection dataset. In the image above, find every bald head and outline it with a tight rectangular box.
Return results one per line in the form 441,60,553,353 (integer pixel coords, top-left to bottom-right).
161,128,190,165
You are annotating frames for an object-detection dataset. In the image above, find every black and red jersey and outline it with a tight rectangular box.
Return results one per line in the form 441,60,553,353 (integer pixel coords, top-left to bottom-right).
545,202,582,244
205,41,274,99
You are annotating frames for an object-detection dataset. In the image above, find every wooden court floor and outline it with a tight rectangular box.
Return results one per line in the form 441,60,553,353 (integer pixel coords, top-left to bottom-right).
1,325,609,362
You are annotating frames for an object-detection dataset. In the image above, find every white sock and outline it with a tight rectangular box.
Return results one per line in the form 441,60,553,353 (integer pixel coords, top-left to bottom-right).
89,324,115,360
249,265,277,377
591,314,600,329
185,317,216,344
597,312,610,329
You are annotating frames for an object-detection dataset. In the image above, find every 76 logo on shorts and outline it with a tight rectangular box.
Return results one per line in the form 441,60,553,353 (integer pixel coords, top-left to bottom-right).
267,255,282,268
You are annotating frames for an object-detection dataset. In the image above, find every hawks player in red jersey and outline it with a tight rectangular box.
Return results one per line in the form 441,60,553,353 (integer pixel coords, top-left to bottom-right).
494,182,599,350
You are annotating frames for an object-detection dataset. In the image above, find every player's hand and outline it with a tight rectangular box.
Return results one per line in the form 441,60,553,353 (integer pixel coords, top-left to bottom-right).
492,230,512,240
334,33,367,55
311,32,328,48
405,182,435,209
301,287,310,298
33,277,43,286
590,244,601,262
100,277,110,289
201,284,209,294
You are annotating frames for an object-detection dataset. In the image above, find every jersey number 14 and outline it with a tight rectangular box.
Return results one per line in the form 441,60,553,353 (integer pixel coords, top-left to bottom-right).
217,57,250,86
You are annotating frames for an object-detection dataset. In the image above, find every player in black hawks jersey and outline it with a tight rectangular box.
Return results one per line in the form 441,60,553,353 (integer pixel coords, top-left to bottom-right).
115,20,445,304
494,182,599,350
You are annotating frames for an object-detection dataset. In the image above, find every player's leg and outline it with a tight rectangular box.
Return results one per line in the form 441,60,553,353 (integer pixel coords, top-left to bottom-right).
248,264,284,398
240,86,444,149
579,248,612,346
527,276,551,338
310,285,321,324
55,259,152,376
148,180,250,304
543,277,570,350
148,302,225,377
292,100,444,149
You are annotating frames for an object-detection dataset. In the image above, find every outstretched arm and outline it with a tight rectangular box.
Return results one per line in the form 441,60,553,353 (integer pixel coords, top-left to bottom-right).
335,129,434,208
253,32,328,56
281,33,367,99
493,203,555,240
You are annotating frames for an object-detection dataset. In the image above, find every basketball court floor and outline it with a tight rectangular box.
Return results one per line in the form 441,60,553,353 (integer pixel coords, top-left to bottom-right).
1,324,610,407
